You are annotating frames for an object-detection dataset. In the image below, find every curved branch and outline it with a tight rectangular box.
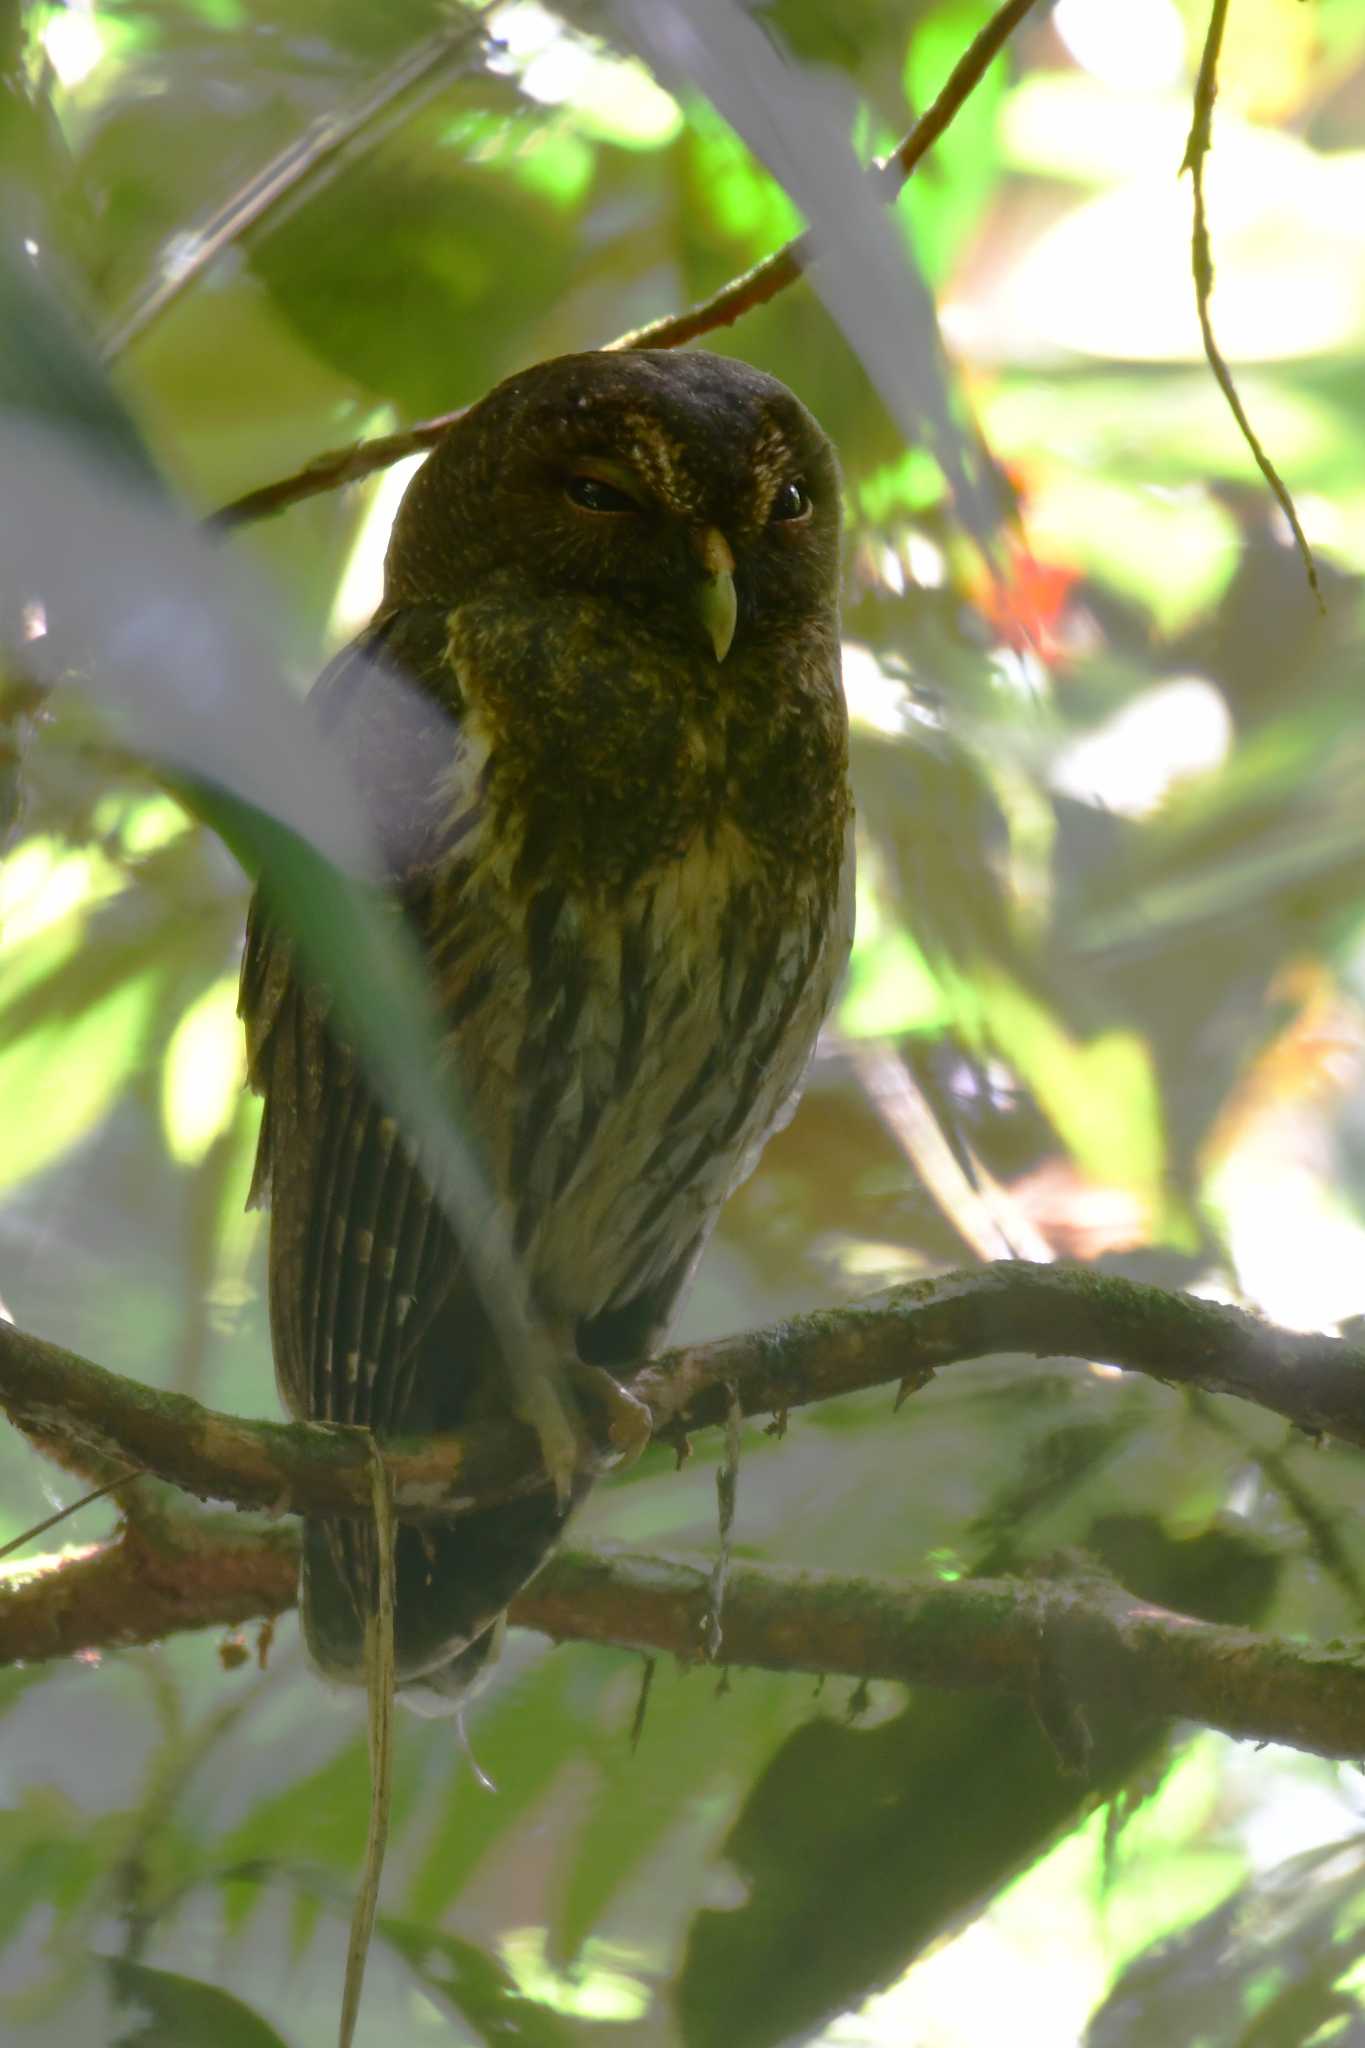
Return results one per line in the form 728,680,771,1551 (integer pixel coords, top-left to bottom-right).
7,1520,1365,1763
207,0,1040,531
0,1513,298,1663
3,1265,1364,1526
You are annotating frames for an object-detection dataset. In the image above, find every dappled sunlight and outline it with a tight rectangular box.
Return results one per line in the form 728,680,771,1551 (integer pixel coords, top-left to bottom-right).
1051,675,1233,817
4,0,1365,2041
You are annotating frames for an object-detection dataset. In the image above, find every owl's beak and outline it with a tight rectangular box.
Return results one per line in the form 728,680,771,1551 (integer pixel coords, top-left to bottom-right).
693,526,737,663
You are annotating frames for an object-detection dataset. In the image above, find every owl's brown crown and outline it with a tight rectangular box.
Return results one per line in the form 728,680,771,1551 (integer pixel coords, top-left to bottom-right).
383,349,841,631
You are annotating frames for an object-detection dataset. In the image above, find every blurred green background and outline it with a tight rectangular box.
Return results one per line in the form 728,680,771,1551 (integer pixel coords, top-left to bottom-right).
5,0,1365,2042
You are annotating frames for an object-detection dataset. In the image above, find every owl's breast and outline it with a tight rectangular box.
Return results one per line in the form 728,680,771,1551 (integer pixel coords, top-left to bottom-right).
437,801,851,1339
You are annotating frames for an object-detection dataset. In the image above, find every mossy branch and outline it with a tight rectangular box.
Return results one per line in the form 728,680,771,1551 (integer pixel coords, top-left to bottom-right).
8,1519,1365,1764
3,1262,1364,1525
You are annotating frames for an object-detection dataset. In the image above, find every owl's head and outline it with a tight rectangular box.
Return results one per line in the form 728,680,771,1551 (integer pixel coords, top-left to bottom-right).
384,349,840,663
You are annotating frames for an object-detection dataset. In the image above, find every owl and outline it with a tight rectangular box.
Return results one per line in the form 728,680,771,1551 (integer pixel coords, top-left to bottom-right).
240,349,853,1709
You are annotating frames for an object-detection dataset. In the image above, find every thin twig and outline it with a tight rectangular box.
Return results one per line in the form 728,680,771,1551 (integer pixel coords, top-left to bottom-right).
629,1653,657,1753
207,0,1041,531
1181,0,1321,607
340,1440,397,2048
103,8,503,360
610,0,1040,353
0,1464,143,1563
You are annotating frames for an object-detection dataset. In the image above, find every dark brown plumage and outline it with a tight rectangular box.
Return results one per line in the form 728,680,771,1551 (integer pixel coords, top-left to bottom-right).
240,348,853,1709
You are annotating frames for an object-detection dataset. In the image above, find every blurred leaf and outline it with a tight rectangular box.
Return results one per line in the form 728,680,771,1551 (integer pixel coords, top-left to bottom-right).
217,1733,375,1929
380,1918,577,2046
981,977,1167,1211
840,919,949,1036
0,233,541,1381
406,1650,607,1924
556,1657,802,1967
161,972,243,1166
251,88,581,418
108,1960,291,2048
0,1791,112,1947
0,952,161,1192
677,1520,1281,2048
0,240,161,490
617,0,1001,546
682,99,801,256
1086,1835,1365,2048
901,0,1006,285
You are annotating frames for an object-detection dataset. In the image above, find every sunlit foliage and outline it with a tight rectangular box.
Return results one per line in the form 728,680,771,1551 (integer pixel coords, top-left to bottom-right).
5,0,1365,2041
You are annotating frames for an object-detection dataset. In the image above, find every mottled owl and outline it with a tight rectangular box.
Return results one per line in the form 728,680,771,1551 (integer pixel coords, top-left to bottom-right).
240,348,853,1709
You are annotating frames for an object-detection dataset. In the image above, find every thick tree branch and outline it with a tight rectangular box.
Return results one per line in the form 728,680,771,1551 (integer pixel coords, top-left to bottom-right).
0,1512,298,1663
207,0,1039,531
8,1521,1365,1764
3,1265,1364,1527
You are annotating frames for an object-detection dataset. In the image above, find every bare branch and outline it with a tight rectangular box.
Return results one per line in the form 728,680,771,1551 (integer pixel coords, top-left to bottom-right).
4,1266,1365,1531
1181,0,1321,607
207,0,1040,532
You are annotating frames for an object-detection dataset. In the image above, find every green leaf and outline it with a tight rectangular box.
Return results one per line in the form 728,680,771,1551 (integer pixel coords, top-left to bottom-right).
556,1655,801,1968
980,975,1170,1212
0,953,162,1192
405,1650,605,1924
216,1733,379,1929
1087,1837,1365,2048
902,0,1006,284
251,96,579,419
161,973,244,1166
108,1960,291,2048
1,233,542,1400
676,1522,1280,2048
380,1919,576,2046
0,238,163,493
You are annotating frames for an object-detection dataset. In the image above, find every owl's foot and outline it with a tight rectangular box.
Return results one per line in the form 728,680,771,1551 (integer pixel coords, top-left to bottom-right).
569,1363,653,1473
519,1369,581,1507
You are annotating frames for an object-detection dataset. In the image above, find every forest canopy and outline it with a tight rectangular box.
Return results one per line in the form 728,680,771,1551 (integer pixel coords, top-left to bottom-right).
4,2,1365,2044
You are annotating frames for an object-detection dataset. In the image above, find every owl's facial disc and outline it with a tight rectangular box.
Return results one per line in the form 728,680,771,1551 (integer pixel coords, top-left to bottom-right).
692,526,737,662
562,453,739,662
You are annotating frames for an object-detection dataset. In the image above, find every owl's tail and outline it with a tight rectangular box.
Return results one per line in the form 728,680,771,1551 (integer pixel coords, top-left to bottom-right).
298,1491,576,1711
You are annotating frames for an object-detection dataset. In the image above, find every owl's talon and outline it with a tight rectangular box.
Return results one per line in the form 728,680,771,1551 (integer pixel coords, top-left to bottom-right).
519,1375,580,1506
570,1364,652,1472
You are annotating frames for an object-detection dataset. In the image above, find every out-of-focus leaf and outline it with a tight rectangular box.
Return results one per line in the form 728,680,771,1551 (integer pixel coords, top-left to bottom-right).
251,90,581,418
556,1656,802,1967
107,1960,290,2048
0,235,542,1384
683,100,801,256
901,0,1006,285
0,1792,111,1948
0,244,161,492
1086,1835,1365,2048
980,977,1167,1213
0,957,161,1193
380,1918,576,2046
406,1649,607,1924
217,1732,382,1930
161,973,244,1166
840,919,949,1037
676,1520,1281,2048
616,0,1001,546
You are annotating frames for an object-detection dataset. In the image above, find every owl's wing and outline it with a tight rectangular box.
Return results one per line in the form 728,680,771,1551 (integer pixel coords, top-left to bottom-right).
241,602,492,1439
243,603,571,1689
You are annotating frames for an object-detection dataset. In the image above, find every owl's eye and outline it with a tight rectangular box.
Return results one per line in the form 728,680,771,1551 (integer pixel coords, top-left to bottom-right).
771,479,812,523
565,474,637,515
